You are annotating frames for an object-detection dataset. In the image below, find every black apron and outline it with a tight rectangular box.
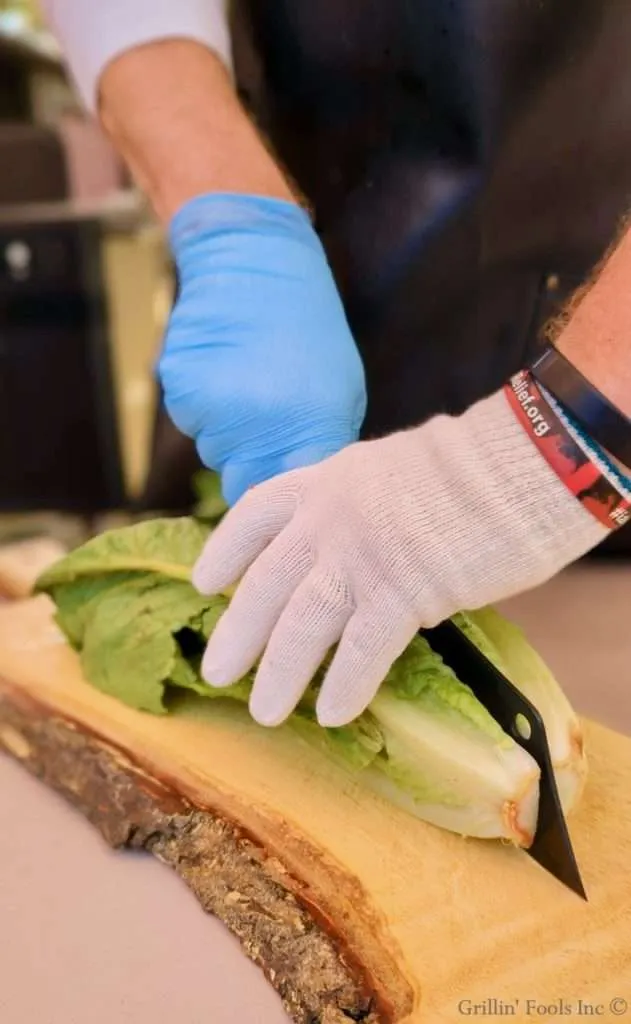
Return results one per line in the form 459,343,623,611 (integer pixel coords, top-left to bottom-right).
142,0,631,552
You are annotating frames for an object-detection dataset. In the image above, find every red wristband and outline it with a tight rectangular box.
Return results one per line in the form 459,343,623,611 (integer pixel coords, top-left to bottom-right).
504,370,631,531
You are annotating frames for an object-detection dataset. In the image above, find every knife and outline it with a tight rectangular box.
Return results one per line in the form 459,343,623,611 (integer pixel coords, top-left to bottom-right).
423,619,587,901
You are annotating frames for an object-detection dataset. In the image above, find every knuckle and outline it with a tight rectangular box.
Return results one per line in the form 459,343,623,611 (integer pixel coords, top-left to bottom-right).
282,530,315,577
342,621,378,661
235,563,280,614
308,569,352,613
235,482,270,517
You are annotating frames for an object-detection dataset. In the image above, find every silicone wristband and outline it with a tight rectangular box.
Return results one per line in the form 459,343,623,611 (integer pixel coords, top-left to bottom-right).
540,384,631,498
529,344,631,468
504,370,631,531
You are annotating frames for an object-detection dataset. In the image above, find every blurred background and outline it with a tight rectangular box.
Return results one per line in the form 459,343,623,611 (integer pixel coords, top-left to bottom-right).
0,0,206,553
0,0,627,559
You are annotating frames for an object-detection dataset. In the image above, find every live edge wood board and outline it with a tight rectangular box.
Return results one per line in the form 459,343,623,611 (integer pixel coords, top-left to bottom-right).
0,595,630,1023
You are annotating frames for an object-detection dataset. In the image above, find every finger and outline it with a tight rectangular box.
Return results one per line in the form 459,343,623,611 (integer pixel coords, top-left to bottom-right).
248,570,353,726
315,609,420,727
192,480,297,595
200,525,312,687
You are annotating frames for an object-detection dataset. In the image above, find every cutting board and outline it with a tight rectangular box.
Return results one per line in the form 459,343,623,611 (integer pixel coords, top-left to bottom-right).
0,596,630,1023
0,537,67,598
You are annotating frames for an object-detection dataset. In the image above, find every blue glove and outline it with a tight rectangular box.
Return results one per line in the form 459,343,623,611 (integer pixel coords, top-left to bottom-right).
159,193,367,505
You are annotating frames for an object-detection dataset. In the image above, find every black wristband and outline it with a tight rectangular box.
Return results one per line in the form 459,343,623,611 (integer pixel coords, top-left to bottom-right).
529,344,631,467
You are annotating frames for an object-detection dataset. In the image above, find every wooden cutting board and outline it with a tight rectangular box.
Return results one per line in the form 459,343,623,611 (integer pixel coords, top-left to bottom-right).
0,537,67,598
0,596,630,1023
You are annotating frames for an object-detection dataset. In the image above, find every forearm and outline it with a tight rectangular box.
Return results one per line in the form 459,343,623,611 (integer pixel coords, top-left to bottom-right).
41,0,296,221
554,225,631,422
98,40,295,222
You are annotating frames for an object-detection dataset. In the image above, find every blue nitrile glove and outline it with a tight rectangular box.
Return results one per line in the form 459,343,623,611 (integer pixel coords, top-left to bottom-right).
158,194,367,505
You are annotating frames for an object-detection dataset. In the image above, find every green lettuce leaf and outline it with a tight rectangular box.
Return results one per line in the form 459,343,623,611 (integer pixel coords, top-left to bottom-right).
36,517,208,588
461,607,585,777
46,572,138,649
384,633,510,747
192,470,228,523
80,576,222,713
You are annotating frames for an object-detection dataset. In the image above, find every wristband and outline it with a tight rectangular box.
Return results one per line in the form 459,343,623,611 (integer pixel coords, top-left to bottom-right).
540,385,631,498
529,344,631,468
504,370,631,531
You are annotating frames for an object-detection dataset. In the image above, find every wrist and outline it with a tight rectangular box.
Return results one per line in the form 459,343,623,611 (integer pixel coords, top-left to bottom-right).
364,388,607,616
529,343,631,470
468,387,608,563
99,40,296,222
551,225,631,421
556,331,631,422
538,382,631,495
169,192,317,256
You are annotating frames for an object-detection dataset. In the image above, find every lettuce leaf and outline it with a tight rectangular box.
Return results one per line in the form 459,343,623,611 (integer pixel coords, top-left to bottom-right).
37,517,208,587
36,518,584,844
192,470,228,523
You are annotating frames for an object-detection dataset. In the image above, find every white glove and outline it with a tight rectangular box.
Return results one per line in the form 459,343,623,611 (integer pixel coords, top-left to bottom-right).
193,389,606,727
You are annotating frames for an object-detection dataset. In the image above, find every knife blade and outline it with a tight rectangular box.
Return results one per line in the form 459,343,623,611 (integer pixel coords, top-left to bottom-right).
423,619,587,901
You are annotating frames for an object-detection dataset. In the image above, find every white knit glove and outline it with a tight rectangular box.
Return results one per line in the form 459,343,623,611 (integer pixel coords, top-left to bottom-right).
193,389,606,727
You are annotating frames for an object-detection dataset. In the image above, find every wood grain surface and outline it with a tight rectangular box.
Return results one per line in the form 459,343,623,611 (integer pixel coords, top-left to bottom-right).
0,596,630,1023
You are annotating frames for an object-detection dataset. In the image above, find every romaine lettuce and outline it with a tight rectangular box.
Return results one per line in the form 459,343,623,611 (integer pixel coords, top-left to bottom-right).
36,518,586,846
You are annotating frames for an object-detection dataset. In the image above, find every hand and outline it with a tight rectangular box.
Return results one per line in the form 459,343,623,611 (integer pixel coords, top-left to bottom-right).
193,390,605,727
159,193,366,505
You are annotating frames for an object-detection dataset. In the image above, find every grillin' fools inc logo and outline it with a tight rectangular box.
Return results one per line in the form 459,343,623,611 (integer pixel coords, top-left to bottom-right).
457,996,628,1016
